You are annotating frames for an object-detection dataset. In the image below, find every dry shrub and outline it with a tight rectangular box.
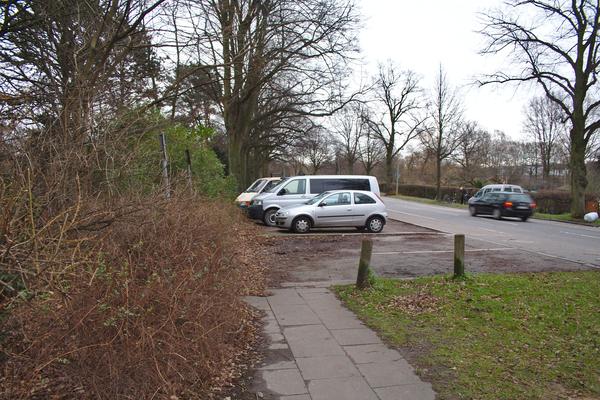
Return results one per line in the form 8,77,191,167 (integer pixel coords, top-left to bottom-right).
0,189,266,399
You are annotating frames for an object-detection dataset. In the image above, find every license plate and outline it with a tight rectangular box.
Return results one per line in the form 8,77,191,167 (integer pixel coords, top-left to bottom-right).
516,206,528,209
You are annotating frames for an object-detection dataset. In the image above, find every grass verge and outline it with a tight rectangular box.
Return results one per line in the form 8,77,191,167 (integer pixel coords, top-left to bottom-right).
534,212,600,226
335,272,600,400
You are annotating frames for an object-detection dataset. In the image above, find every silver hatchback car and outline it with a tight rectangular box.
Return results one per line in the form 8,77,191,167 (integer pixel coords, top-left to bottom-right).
274,190,388,233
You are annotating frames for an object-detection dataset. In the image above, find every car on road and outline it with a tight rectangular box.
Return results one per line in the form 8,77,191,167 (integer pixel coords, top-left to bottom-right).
468,184,524,205
235,177,283,208
469,192,536,221
248,175,381,226
274,190,388,233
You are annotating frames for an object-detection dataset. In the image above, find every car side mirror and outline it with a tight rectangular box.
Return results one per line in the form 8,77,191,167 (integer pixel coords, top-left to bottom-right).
278,188,287,196
318,201,327,207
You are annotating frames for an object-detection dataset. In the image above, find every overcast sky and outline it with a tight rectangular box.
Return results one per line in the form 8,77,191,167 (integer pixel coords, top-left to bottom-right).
357,0,534,139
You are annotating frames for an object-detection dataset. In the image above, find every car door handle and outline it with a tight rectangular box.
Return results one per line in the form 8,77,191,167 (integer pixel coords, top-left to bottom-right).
346,208,352,211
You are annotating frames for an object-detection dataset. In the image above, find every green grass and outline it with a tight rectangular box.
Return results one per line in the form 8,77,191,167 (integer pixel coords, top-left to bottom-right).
335,272,600,400
534,212,600,226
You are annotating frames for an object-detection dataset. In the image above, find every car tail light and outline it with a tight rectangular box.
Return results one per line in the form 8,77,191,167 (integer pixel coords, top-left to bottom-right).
531,202,536,209
503,201,513,208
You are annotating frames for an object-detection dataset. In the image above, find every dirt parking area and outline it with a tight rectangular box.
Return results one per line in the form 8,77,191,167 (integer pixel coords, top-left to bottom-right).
262,219,590,286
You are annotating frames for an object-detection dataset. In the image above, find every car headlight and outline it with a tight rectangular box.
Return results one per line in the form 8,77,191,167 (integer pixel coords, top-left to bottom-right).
253,200,262,206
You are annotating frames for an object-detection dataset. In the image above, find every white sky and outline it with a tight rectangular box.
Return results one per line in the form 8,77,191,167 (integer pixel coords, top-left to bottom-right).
357,0,535,139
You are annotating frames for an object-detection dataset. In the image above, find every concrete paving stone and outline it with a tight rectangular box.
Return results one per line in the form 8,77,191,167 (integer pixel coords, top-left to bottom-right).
374,383,436,400
311,310,365,330
296,287,331,294
303,298,344,312
262,369,308,396
267,332,286,343
356,360,421,388
264,318,282,333
343,344,403,364
270,303,321,326
280,395,312,400
330,328,381,346
258,360,297,370
296,355,360,380
269,342,289,350
308,376,379,400
244,296,271,311
283,325,345,358
263,309,276,320
268,288,305,305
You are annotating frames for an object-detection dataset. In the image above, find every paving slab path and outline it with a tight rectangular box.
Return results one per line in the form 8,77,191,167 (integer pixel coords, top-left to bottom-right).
245,286,436,400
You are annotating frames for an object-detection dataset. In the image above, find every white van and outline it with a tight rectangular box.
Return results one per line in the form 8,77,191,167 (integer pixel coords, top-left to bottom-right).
247,175,381,226
235,177,283,208
468,184,524,205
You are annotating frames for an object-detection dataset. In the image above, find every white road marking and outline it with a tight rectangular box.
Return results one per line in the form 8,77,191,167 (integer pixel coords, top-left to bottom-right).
560,231,600,240
387,209,437,221
373,247,513,255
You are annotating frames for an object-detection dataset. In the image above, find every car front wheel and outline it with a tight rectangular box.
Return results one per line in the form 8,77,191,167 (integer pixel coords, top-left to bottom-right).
366,216,385,233
469,206,477,216
292,216,311,233
263,209,278,226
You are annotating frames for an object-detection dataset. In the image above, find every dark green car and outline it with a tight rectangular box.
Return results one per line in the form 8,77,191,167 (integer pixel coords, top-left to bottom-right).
469,192,536,221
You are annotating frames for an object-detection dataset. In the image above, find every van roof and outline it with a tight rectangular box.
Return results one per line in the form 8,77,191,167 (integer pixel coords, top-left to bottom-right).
285,175,377,179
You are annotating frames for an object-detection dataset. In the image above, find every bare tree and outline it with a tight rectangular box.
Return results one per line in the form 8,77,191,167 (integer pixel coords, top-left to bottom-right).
187,0,360,187
421,65,463,200
359,129,384,175
480,0,600,217
363,61,426,188
453,121,491,186
523,96,566,187
301,126,333,174
334,105,366,173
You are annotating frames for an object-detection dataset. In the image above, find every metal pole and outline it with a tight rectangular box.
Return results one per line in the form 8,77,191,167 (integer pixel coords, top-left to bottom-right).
159,133,170,198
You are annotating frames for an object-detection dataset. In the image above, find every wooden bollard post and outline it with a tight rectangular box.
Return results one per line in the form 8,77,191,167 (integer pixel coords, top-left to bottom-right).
356,239,373,289
454,234,465,278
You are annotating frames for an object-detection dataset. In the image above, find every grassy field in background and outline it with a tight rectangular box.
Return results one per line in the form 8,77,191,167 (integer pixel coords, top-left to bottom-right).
336,272,600,400
389,194,600,226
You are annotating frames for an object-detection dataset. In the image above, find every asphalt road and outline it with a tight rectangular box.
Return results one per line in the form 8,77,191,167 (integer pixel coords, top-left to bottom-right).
383,196,600,269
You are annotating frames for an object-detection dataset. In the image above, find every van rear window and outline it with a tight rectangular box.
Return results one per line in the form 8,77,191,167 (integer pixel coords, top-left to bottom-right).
310,178,370,194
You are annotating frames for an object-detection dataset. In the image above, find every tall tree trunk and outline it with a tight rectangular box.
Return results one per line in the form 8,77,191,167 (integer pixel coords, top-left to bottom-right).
385,148,394,193
435,155,442,200
569,124,587,218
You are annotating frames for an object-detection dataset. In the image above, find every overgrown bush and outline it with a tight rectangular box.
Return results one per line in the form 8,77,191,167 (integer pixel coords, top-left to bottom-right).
531,190,600,214
0,184,265,399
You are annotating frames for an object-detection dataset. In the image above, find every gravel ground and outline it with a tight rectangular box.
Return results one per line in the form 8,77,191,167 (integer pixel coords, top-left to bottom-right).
263,219,590,285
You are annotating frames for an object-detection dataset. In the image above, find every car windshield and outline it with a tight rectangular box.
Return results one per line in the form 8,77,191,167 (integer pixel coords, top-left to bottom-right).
306,191,331,205
262,180,280,192
265,177,290,193
508,194,533,202
245,179,265,193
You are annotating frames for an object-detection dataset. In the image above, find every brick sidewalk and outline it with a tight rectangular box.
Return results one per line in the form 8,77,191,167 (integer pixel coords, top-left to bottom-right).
245,287,436,400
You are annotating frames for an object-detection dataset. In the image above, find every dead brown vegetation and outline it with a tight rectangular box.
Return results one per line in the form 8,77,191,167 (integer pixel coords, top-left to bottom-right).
0,182,266,399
